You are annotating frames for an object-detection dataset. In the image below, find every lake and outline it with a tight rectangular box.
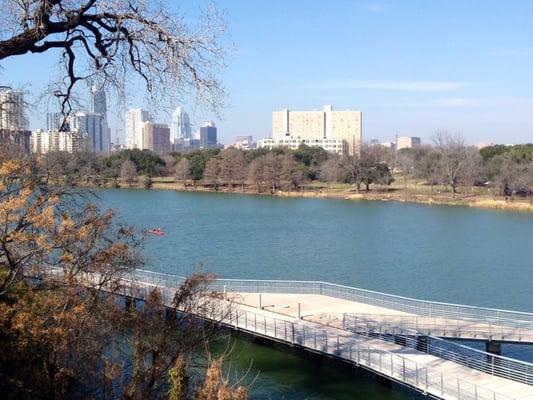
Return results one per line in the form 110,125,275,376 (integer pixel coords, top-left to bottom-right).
96,189,533,399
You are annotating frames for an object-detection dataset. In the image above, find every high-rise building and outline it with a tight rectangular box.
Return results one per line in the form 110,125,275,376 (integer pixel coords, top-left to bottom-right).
199,121,217,148
125,108,151,149
170,106,192,143
69,111,107,152
31,129,86,153
0,86,31,153
396,136,421,151
91,85,110,151
271,105,362,155
46,112,67,131
143,122,171,153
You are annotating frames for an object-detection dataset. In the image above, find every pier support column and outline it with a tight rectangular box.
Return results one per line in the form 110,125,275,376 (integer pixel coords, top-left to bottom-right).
124,296,136,310
486,340,501,356
165,307,176,322
416,336,429,353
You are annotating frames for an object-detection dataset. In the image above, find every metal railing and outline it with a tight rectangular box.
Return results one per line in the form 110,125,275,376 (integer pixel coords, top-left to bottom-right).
342,313,533,343
132,269,533,330
123,277,519,400
342,314,533,386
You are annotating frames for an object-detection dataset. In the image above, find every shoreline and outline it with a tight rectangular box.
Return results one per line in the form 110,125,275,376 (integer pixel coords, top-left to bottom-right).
143,181,533,213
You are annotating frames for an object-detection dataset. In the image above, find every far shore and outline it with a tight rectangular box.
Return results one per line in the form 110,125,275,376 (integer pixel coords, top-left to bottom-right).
108,179,533,213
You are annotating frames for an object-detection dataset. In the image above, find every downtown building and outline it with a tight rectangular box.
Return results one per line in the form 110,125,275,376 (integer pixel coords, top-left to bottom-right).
124,108,171,153
31,129,87,153
44,85,110,153
170,106,192,144
0,86,31,153
396,136,421,151
199,121,218,149
143,122,171,153
125,108,151,150
260,105,362,156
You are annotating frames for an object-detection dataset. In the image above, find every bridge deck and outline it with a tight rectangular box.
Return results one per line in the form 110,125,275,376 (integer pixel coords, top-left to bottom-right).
224,296,533,400
225,293,533,400
229,292,533,343
117,271,533,400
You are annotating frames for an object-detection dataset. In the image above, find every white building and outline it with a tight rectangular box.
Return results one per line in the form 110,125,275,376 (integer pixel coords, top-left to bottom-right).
170,106,192,144
396,136,421,151
258,137,347,155
125,108,151,149
271,105,362,155
31,129,87,153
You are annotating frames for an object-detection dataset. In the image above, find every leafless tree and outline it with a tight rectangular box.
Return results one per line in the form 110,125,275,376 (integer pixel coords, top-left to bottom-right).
0,0,227,121
396,150,416,197
246,157,266,193
174,157,190,185
220,148,246,190
120,158,137,187
162,154,176,176
319,155,343,190
433,131,469,198
341,153,363,193
281,154,304,192
413,149,442,194
459,147,484,194
262,153,282,193
203,157,221,190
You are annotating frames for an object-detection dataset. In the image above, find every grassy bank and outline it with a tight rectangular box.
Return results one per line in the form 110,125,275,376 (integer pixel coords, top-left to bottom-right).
102,175,533,213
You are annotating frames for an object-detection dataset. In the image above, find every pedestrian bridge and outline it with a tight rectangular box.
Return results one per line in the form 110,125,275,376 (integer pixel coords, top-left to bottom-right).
117,270,533,400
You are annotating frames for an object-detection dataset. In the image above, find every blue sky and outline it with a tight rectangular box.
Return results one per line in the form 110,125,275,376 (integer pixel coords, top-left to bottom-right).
2,0,533,144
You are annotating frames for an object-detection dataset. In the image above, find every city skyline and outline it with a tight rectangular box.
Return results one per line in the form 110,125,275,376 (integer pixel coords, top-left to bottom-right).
2,1,533,145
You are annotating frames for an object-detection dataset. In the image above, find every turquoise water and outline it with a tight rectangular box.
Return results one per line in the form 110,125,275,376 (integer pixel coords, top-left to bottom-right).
96,189,533,398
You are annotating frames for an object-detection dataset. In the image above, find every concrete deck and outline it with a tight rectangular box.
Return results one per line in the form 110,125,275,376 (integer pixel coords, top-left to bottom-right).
229,292,533,343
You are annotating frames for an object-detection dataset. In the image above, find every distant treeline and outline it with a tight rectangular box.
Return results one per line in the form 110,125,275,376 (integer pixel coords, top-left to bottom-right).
35,132,533,198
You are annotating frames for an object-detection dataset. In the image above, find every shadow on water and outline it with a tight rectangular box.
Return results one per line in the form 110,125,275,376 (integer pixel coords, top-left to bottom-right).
212,332,423,400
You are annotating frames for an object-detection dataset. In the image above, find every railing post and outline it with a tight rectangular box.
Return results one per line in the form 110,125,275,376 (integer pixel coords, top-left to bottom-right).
223,285,227,300
402,358,405,381
441,372,444,396
298,303,301,319
259,293,262,309
274,319,277,337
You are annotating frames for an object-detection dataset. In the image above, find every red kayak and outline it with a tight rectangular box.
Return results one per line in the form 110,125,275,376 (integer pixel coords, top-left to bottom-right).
147,228,165,236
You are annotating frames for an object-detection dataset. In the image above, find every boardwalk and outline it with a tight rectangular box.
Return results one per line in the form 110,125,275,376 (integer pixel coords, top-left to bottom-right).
121,270,533,400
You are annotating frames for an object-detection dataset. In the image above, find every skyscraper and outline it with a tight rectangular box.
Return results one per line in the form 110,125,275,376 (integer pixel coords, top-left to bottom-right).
91,85,110,151
125,108,151,149
170,106,192,143
69,112,106,152
199,121,217,149
143,122,171,153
